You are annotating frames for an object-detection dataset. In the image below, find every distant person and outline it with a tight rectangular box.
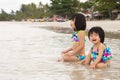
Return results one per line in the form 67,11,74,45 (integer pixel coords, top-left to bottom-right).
78,27,112,69
58,13,86,62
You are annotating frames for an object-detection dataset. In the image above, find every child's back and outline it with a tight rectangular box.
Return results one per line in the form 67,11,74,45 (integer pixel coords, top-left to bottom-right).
59,13,86,62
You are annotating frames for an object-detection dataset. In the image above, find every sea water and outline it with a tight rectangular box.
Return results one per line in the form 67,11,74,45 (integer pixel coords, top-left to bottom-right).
0,22,119,80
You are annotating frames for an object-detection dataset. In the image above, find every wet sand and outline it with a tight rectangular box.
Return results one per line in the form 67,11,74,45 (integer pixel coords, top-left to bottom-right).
35,20,120,39
33,20,120,32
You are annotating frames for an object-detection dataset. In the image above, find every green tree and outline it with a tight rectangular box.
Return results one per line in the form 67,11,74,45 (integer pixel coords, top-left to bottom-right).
15,10,23,20
50,0,80,17
0,9,10,21
16,2,51,20
37,2,49,18
79,0,120,19
18,3,38,19
9,10,15,20
92,0,120,19
80,1,93,13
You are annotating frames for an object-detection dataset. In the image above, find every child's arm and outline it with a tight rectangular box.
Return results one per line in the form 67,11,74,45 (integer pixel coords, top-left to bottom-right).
62,47,73,53
90,45,104,68
84,51,91,65
77,59,85,64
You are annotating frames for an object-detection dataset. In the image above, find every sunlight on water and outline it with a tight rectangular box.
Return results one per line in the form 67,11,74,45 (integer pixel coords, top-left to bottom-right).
0,22,119,80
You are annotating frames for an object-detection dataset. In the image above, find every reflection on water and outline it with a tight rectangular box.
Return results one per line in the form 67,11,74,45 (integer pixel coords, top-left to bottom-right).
0,22,120,80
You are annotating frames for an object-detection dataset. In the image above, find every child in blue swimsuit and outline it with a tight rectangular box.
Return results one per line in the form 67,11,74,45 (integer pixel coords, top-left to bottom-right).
79,26,112,69
58,13,86,62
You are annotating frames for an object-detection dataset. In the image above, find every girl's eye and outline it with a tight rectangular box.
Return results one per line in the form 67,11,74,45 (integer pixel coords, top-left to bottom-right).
90,34,93,37
90,33,98,37
94,34,99,37
90,35,92,37
94,34,97,36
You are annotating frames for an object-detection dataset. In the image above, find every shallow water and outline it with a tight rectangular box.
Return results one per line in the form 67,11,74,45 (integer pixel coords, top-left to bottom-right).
0,22,120,80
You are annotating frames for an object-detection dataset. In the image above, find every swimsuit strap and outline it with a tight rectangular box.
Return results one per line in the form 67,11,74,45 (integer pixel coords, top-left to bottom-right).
91,45,99,61
73,30,86,36
77,30,86,36
71,30,86,42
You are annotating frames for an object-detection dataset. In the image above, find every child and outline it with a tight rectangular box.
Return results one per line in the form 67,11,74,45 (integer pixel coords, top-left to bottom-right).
58,13,86,62
79,26,112,69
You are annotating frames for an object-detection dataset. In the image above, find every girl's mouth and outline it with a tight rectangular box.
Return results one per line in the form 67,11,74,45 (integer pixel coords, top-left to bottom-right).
92,39,96,42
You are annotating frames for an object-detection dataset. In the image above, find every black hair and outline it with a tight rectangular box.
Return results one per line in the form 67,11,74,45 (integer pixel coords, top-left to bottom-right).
88,26,105,43
71,13,86,31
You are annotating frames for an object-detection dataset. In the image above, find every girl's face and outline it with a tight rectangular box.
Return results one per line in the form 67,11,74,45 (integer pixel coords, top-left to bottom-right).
89,32,101,44
70,19,75,30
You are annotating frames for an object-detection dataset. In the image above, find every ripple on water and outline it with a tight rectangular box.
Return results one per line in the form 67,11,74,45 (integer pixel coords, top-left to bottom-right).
0,22,120,80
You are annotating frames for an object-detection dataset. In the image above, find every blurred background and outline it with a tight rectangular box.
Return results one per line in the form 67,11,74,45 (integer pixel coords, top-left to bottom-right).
0,0,120,21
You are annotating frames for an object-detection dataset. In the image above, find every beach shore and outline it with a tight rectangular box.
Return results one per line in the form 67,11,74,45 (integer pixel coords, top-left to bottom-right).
33,20,120,39
30,20,120,32
1,20,120,38
2,20,120,33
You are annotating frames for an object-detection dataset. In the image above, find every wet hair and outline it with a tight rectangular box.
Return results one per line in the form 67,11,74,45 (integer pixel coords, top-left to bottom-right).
88,26,105,43
70,13,86,31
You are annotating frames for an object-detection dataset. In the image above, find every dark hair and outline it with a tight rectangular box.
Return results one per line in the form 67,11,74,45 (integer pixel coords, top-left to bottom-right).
88,26,105,43
71,13,86,31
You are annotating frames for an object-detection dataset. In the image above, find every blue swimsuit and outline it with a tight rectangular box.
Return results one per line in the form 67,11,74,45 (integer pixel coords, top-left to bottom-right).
71,30,86,60
91,46,112,62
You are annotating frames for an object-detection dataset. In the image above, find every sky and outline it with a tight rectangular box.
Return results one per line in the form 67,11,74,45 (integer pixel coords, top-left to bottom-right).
0,0,87,13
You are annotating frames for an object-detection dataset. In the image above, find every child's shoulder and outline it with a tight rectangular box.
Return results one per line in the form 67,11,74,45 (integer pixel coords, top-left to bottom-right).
77,30,86,35
99,43,106,50
78,30,85,33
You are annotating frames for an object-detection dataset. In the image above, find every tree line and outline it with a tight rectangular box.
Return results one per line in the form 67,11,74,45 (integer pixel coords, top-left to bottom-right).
0,0,119,21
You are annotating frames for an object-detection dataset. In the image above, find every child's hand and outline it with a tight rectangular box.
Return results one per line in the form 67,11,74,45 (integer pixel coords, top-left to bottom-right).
62,50,68,54
76,61,83,64
89,63,96,69
77,59,85,64
64,52,73,56
62,48,72,54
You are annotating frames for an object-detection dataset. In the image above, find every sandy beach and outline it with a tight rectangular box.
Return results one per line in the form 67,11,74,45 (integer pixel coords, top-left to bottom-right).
30,20,120,39
32,20,120,33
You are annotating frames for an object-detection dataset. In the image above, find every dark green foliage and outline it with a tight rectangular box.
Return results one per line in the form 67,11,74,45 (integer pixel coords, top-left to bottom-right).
0,9,13,21
50,0,80,17
80,0,120,19
0,0,119,21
